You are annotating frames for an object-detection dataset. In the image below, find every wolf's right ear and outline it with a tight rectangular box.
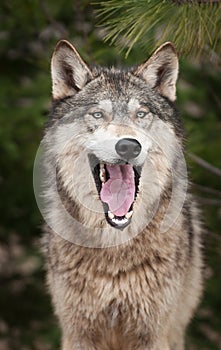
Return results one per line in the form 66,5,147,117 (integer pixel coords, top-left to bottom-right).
51,40,93,100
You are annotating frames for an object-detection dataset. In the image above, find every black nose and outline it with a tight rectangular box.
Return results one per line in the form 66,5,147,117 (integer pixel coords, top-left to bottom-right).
115,138,142,160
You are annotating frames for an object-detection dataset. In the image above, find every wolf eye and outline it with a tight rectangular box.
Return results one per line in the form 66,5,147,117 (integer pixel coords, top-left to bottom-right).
92,111,104,119
136,111,147,118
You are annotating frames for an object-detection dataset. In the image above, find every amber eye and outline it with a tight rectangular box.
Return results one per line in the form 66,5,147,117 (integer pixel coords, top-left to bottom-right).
92,111,104,119
136,111,147,118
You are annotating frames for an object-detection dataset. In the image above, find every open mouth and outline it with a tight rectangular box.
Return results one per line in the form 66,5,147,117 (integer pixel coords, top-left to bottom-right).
89,155,141,229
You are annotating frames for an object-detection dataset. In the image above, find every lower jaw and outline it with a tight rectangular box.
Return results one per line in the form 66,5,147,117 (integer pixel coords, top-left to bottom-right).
103,203,133,230
105,215,132,229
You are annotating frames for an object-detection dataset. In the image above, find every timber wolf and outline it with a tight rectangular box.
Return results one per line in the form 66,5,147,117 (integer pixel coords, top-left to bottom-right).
40,40,203,349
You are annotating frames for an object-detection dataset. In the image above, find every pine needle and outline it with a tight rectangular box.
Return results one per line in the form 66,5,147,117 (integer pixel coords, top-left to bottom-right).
94,0,221,62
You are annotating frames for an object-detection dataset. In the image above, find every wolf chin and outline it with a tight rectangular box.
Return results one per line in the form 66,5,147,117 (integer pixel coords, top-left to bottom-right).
41,40,203,350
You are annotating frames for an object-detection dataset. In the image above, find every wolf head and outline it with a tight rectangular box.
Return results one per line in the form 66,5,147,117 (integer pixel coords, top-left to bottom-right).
43,40,185,238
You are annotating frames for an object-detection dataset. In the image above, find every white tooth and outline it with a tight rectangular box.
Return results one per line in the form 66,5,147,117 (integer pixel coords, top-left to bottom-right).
125,211,133,219
113,218,128,225
108,211,114,219
100,171,105,182
99,163,106,183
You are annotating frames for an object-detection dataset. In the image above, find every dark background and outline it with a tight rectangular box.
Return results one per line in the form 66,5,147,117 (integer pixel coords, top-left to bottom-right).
0,1,221,349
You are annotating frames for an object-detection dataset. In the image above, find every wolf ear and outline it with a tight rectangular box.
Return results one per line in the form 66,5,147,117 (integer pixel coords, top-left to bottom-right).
51,40,93,100
135,42,178,101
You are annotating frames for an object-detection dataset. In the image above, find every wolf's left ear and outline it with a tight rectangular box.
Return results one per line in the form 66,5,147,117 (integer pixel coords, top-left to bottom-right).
135,42,178,102
51,40,93,100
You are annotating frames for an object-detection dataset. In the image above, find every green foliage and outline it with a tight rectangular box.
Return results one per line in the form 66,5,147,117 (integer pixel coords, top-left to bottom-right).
95,0,221,61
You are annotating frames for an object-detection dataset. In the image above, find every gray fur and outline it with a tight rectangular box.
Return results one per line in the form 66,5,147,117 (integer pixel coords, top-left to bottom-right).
41,40,204,350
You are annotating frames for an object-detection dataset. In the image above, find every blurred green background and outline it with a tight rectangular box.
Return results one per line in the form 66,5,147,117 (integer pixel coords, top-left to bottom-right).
0,1,220,349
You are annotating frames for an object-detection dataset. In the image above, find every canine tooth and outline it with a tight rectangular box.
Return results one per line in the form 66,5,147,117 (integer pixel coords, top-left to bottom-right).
100,171,105,182
99,163,106,183
108,211,114,219
125,211,133,219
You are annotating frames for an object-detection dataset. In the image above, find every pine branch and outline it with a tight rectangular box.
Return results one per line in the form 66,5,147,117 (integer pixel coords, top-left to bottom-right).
95,0,221,62
189,153,221,177
195,196,221,205
193,184,221,197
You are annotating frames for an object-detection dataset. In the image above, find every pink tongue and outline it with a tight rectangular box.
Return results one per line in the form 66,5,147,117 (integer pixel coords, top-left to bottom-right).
100,164,135,217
